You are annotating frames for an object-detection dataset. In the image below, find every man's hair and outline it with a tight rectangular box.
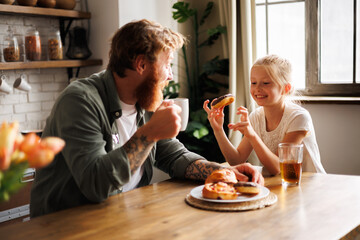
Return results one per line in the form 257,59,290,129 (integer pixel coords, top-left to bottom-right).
107,19,185,77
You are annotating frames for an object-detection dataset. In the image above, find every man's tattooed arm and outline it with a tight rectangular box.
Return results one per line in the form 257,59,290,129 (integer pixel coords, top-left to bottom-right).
184,160,226,181
123,133,155,174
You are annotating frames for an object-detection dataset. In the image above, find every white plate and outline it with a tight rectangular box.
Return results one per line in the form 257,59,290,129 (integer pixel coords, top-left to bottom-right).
190,184,270,203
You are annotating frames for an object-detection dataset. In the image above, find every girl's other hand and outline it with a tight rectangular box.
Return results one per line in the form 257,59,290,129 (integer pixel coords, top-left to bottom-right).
228,106,255,138
203,100,225,132
236,106,248,122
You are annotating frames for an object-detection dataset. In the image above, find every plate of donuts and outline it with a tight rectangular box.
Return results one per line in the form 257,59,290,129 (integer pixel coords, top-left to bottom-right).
190,184,270,203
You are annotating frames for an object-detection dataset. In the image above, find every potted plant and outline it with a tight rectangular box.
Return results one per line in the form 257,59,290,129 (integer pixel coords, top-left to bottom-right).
171,1,229,162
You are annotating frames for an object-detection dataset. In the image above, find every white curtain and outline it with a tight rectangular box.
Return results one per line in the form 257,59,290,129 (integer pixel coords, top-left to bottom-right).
218,0,256,146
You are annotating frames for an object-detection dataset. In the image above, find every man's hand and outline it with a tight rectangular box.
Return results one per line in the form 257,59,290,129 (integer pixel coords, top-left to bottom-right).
139,100,182,142
230,163,264,186
185,160,264,186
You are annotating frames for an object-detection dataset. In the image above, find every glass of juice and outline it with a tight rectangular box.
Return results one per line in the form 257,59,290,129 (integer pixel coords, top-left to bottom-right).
278,143,303,187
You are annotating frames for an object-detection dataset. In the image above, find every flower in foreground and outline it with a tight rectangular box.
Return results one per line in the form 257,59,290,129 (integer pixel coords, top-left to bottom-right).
0,121,20,170
0,121,65,201
0,121,65,171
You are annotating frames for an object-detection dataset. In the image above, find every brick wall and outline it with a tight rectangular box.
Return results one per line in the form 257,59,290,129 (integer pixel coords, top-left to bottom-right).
0,1,87,132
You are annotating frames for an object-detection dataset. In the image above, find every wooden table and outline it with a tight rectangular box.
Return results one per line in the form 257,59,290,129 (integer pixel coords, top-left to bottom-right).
0,172,360,239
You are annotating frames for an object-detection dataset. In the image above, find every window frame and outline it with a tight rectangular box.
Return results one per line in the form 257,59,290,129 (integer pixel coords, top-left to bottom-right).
305,0,360,96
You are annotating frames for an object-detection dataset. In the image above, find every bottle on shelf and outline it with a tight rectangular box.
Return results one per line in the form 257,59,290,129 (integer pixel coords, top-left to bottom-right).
66,27,92,60
3,26,20,62
47,27,63,60
25,26,42,61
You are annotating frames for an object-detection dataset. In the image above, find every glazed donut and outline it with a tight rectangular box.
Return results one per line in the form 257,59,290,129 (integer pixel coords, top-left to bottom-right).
202,182,238,200
211,94,235,109
205,169,238,184
233,181,260,195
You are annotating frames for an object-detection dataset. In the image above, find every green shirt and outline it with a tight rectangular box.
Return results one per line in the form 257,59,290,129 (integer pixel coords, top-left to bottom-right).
30,70,203,217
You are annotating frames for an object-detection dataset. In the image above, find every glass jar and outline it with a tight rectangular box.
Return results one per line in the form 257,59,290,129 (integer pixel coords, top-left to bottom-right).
3,26,20,62
48,28,63,60
25,27,42,61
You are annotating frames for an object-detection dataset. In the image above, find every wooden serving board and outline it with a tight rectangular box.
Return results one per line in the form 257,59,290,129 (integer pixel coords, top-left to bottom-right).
185,192,277,212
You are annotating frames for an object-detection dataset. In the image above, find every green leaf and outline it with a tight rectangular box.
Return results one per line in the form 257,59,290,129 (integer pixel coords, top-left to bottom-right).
199,75,228,94
185,117,210,139
202,57,229,76
172,2,196,23
195,127,209,139
190,109,208,124
208,25,227,35
199,2,214,25
163,80,180,99
198,25,227,48
0,162,28,202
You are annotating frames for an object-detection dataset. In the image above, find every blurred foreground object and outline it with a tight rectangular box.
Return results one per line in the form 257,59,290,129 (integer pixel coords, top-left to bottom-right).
0,121,65,202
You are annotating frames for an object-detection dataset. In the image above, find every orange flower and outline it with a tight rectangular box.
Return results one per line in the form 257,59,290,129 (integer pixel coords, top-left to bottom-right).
0,122,66,170
39,137,66,154
0,122,19,170
19,132,65,169
19,132,40,156
27,137,65,168
1,121,66,202
27,147,55,169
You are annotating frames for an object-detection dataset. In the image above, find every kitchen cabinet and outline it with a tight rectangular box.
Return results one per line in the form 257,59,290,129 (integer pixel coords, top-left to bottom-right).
0,168,35,226
0,4,103,79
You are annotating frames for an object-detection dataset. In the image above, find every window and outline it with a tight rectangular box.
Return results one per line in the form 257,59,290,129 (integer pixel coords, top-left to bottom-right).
255,0,360,96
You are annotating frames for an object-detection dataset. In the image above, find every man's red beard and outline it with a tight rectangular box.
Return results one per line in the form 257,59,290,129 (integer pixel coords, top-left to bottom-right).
135,67,168,112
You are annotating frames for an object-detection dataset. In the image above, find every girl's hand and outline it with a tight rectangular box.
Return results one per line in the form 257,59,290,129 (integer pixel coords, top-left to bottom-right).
203,99,225,132
228,106,255,138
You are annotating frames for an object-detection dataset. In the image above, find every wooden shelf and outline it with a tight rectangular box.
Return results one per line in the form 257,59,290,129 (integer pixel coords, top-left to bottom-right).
0,4,100,79
0,59,103,70
0,4,91,19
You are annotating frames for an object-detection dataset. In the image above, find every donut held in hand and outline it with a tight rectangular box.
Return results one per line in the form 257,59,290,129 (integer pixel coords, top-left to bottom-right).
202,182,238,200
234,181,260,195
211,93,235,109
205,169,238,184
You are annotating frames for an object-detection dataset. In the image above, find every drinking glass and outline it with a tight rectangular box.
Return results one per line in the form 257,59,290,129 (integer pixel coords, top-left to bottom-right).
278,143,303,187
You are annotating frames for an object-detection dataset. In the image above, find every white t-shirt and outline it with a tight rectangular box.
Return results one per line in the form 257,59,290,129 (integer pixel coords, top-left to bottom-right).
115,100,144,192
249,101,326,174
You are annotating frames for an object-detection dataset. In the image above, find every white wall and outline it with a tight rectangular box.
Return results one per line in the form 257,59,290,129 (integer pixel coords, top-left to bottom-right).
303,104,360,176
86,0,178,75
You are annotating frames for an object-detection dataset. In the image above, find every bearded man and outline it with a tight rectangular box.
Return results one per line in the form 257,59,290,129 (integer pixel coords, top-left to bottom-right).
30,19,263,217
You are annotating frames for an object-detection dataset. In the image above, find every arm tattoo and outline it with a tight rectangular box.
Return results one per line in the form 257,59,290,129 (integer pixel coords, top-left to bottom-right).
123,134,154,174
185,160,225,181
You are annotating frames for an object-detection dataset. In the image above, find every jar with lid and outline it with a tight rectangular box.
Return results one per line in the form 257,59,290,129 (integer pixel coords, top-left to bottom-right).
47,27,63,60
3,26,20,62
25,26,42,61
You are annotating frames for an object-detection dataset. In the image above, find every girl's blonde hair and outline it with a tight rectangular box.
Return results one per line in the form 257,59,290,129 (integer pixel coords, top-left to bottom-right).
253,54,294,96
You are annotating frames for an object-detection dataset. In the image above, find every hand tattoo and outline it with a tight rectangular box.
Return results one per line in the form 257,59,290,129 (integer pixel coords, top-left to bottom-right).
185,160,225,181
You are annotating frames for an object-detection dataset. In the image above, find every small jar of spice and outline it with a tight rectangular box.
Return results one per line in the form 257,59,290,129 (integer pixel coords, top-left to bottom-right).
3,26,20,62
25,26,42,61
47,27,63,60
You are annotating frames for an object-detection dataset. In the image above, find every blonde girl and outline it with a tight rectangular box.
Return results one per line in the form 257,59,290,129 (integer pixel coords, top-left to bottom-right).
203,54,326,175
